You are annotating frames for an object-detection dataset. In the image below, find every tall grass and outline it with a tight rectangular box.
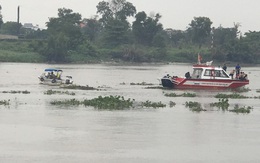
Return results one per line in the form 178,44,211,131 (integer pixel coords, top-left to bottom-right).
0,40,45,62
0,50,44,62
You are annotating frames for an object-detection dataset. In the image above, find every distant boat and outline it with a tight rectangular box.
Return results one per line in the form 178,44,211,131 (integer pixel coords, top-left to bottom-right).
160,61,249,89
38,68,73,86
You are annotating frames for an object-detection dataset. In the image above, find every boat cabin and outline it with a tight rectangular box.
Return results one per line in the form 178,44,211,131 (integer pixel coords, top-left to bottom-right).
191,65,230,80
43,68,63,79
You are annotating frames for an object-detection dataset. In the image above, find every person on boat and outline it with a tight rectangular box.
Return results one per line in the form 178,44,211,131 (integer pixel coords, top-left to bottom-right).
57,72,61,79
185,72,191,79
164,74,171,78
49,72,56,79
46,72,50,78
229,70,235,79
239,72,248,80
222,64,227,72
235,64,241,78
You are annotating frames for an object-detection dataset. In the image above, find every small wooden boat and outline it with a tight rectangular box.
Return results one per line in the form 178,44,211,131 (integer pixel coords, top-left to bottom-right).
38,68,73,85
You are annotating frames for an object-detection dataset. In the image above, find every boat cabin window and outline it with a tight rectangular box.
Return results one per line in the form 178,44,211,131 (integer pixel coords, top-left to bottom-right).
204,69,229,78
192,68,203,79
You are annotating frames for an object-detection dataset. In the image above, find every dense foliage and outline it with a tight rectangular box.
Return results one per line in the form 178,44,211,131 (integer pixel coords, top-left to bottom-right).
0,1,260,63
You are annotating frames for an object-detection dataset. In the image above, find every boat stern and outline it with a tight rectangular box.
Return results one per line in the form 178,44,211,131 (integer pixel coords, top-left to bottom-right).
161,77,174,88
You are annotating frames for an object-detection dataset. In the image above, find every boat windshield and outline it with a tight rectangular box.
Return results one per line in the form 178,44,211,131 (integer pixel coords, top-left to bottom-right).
204,69,229,78
192,68,203,79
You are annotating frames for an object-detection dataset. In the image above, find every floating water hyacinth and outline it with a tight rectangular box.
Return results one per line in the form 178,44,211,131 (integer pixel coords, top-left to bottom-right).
0,100,10,106
185,101,205,112
229,105,253,114
210,98,230,111
44,89,75,96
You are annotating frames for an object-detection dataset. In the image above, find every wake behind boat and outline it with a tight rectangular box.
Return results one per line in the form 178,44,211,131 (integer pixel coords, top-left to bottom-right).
161,61,249,90
38,68,73,85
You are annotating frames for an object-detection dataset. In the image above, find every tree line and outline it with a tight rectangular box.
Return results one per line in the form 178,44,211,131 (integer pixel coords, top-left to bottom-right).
0,0,260,63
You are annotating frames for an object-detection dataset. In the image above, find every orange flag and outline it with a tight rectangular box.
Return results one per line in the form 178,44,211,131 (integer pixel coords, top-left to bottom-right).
198,53,202,64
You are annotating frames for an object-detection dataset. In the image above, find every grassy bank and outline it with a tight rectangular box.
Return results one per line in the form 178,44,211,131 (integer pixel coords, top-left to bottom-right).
0,39,46,62
0,39,214,63
0,50,44,62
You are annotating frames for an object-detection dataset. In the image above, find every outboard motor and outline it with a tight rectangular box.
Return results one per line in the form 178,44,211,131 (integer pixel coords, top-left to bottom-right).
161,76,174,88
65,76,73,84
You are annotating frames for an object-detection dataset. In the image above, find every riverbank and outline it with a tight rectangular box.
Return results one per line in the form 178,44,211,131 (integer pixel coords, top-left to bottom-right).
0,39,257,65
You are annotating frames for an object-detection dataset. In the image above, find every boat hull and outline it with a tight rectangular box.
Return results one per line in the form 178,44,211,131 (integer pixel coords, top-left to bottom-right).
38,77,73,86
161,77,249,89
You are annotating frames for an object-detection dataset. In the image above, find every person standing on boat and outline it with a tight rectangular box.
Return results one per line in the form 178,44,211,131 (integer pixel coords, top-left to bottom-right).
229,70,235,79
222,64,227,72
235,64,241,79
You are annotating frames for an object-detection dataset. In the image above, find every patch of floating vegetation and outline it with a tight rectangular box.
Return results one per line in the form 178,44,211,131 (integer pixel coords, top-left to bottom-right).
169,101,176,107
164,92,196,97
256,89,260,93
229,104,253,114
51,96,134,110
60,85,100,90
210,98,254,114
215,93,248,99
145,86,165,89
233,87,250,93
185,101,205,112
44,89,75,96
50,95,167,109
97,85,111,89
119,82,126,85
0,100,10,106
82,96,134,110
51,99,81,106
130,82,154,86
1,90,30,94
141,100,166,108
210,98,229,111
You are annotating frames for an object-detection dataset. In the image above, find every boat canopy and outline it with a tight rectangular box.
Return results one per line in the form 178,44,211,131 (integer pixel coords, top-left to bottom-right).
44,68,63,72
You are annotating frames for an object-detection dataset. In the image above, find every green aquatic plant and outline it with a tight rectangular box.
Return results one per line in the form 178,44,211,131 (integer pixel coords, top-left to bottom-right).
60,84,99,90
119,82,126,85
169,101,176,107
164,93,179,97
215,93,248,99
229,104,253,114
2,90,30,94
234,87,250,93
0,99,10,105
145,86,164,89
130,82,154,86
44,89,75,96
210,98,229,111
50,96,134,110
82,95,134,110
185,101,205,112
50,98,81,106
182,93,196,97
50,95,167,109
164,92,196,97
141,100,166,108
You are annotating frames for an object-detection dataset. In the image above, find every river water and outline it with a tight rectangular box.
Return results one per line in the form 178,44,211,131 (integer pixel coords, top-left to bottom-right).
0,62,260,163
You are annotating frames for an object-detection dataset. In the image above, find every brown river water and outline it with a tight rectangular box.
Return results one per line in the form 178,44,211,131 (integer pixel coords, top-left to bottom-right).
0,62,260,163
